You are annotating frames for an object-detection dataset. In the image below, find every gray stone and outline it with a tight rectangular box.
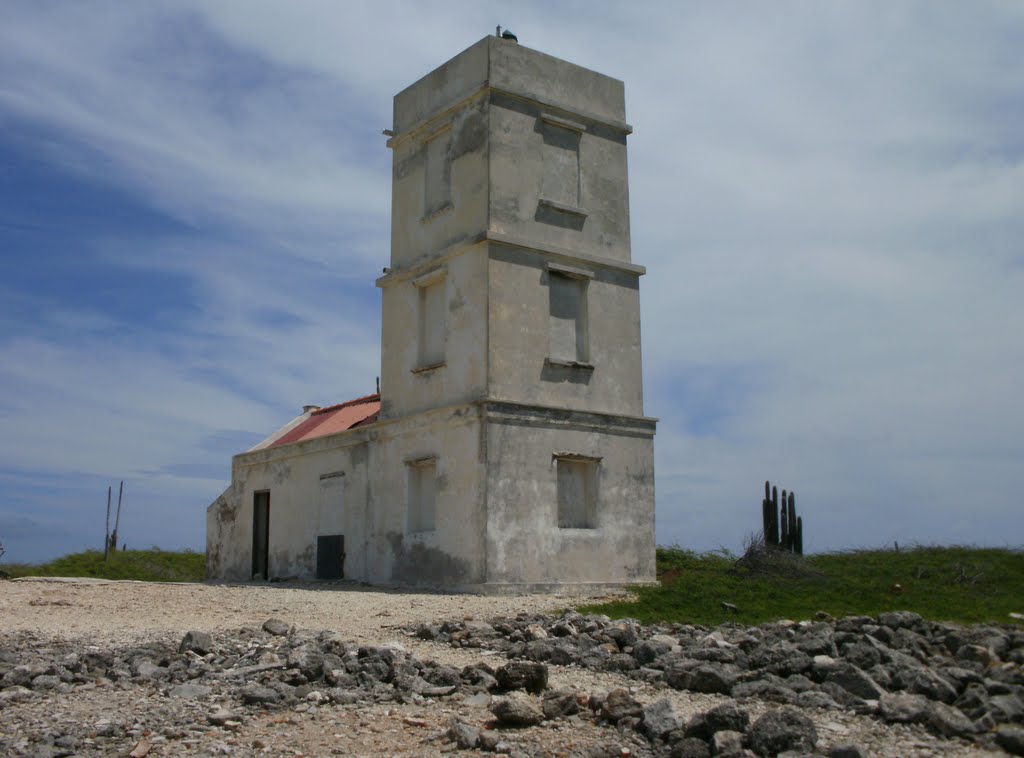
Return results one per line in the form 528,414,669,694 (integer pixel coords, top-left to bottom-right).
462,691,492,707
133,660,166,680
711,729,745,755
670,738,712,758
478,730,502,751
169,682,211,698
878,692,930,723
687,664,740,694
29,674,61,690
903,667,957,703
287,643,325,679
704,701,750,735
240,685,281,705
327,689,361,705
207,707,241,726
825,663,884,700
796,690,840,710
425,664,462,687
877,611,923,630
179,630,215,655
995,726,1024,756
747,708,818,757
448,720,481,749
489,693,544,726
601,688,642,722
990,693,1024,723
2,665,32,687
955,644,994,665
732,680,800,705
495,660,548,694
748,643,813,677
796,634,836,657
926,702,976,738
827,745,868,758
839,642,882,669
0,685,35,704
262,618,291,636
542,689,580,720
634,639,672,665
641,697,682,739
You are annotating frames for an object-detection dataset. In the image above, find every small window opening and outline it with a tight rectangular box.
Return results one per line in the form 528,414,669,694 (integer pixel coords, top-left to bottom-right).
416,273,446,369
548,272,589,364
424,129,452,217
556,456,598,529
407,458,437,533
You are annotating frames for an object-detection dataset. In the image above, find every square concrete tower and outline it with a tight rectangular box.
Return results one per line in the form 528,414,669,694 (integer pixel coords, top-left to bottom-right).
376,35,656,590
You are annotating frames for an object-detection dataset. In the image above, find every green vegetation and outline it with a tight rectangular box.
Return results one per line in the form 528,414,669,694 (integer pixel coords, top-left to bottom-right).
1,548,205,583
583,544,1024,626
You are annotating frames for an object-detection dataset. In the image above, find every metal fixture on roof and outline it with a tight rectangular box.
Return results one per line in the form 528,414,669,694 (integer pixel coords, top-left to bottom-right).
496,25,518,43
303,405,320,414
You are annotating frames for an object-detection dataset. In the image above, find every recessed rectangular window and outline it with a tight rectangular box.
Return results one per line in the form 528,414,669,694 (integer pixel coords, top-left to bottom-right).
416,275,446,368
548,272,588,363
541,120,581,209
317,472,344,532
407,458,437,533
424,128,451,217
556,456,598,529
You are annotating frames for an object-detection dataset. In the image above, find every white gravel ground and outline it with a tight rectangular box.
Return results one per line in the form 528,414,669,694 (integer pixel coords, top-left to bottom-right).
0,578,1001,757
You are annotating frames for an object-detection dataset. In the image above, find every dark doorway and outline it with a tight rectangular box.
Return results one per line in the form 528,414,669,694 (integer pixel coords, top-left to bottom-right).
317,534,345,579
252,491,270,580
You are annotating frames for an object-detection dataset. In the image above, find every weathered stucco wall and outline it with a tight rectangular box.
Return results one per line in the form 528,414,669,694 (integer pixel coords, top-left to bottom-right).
487,243,644,417
487,92,631,262
205,406,487,588
389,93,489,270
379,244,489,420
366,405,486,587
483,404,656,589
218,433,373,582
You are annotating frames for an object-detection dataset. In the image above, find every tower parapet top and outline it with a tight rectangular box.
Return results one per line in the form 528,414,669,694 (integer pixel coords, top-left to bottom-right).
392,36,630,140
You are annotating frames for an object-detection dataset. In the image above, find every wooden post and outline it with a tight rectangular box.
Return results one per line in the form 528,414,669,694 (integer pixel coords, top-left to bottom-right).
111,480,124,552
103,486,111,560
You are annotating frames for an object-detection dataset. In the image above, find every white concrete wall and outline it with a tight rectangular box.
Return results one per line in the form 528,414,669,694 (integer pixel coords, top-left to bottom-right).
488,93,632,263
483,407,656,588
365,405,486,587
487,243,645,417
379,244,489,419
389,94,489,270
206,407,487,588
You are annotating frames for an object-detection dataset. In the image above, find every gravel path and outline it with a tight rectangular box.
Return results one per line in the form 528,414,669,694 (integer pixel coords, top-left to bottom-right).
0,578,1005,756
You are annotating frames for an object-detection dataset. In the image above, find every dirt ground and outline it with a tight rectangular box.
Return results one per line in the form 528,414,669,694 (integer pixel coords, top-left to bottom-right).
0,578,999,757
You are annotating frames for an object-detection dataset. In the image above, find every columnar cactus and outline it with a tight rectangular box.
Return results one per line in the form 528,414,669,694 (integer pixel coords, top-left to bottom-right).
760,481,804,555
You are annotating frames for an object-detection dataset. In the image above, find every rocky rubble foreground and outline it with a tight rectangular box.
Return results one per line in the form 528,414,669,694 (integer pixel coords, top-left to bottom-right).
0,608,1020,757
411,609,1024,756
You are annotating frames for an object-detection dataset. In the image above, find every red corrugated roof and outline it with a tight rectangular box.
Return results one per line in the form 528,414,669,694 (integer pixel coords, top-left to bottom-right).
270,393,380,448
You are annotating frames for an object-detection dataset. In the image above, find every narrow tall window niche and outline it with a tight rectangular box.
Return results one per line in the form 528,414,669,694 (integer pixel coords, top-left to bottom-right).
555,455,599,529
317,471,344,528
407,457,437,533
424,127,452,219
547,267,590,366
540,117,582,209
413,268,446,370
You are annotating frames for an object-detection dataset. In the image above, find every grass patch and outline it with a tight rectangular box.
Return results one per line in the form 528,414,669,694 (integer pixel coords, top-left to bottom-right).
583,544,1024,626
1,548,205,583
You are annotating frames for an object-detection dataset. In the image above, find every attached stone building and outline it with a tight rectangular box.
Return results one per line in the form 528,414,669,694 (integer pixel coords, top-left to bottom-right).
206,34,657,592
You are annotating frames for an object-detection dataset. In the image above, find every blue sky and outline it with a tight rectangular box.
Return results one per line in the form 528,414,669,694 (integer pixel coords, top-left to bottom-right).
2,2,1023,563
